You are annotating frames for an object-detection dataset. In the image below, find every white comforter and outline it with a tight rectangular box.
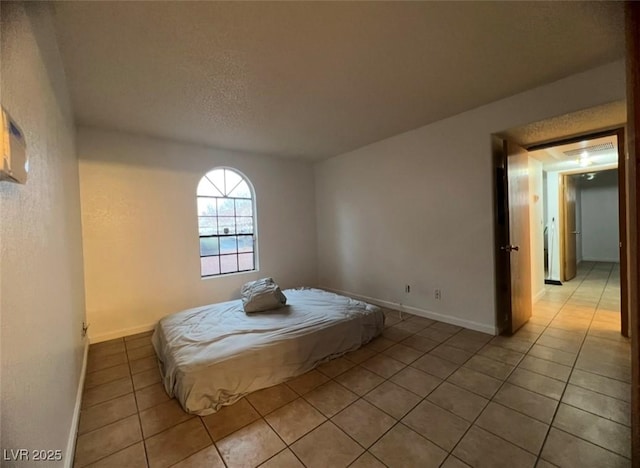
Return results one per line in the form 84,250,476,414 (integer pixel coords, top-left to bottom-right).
152,288,383,415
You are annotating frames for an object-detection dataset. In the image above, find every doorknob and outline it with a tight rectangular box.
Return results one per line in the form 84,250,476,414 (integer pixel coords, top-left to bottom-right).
571,231,581,234
500,245,519,252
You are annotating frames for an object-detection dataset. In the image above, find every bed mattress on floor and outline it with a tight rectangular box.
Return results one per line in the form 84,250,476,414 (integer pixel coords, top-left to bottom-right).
152,288,384,415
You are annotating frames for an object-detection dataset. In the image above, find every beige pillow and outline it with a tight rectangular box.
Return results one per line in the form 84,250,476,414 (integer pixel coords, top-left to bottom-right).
240,277,287,312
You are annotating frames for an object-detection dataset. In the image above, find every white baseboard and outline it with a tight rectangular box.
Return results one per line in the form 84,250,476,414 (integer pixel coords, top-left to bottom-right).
581,257,620,263
533,289,546,304
322,286,498,335
89,323,156,344
65,339,89,468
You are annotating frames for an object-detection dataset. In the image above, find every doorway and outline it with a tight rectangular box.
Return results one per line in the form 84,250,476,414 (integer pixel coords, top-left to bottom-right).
494,128,628,337
558,169,621,282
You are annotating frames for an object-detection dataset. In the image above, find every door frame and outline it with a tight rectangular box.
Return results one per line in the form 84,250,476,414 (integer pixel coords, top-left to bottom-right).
527,127,628,337
625,1,639,462
558,173,579,283
491,3,638,452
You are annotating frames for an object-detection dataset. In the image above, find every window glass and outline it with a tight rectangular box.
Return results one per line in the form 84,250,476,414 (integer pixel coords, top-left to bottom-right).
196,168,256,277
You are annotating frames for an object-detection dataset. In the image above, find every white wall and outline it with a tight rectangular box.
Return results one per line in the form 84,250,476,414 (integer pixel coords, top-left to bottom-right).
576,179,583,264
315,60,625,333
78,128,317,342
528,158,545,301
580,169,619,262
545,169,619,281
1,3,86,464
545,172,562,281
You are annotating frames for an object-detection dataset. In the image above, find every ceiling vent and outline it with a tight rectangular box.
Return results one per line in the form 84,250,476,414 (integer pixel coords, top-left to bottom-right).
563,142,615,157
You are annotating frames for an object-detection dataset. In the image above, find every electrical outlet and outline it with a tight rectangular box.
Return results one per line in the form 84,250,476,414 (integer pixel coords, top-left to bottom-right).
405,284,411,293
435,289,441,300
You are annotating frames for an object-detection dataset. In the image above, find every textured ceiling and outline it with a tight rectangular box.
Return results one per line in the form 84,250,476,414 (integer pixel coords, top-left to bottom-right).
499,101,626,148
52,1,625,160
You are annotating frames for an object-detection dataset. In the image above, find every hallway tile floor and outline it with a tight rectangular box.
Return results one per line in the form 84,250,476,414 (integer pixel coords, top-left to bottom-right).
74,262,630,467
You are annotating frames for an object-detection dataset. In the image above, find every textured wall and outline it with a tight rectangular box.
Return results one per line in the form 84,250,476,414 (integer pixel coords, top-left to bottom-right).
78,128,317,342
1,3,86,464
580,169,620,262
315,61,625,333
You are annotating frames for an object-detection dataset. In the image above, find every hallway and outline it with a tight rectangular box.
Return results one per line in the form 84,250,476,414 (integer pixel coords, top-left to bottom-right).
521,261,630,466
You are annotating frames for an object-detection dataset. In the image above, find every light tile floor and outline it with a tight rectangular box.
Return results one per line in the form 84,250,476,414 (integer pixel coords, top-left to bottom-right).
74,262,631,467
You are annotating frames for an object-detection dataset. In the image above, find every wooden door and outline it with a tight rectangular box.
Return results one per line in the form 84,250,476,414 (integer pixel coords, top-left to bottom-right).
506,142,533,332
494,139,533,334
562,174,578,281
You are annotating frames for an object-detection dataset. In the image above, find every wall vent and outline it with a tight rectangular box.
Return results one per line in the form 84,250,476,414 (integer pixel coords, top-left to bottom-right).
563,142,615,157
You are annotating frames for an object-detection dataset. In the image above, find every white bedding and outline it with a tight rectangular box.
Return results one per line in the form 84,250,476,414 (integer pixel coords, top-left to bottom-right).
152,288,384,415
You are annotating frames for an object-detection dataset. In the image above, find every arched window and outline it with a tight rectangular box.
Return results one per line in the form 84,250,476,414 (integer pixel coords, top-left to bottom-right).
196,168,256,277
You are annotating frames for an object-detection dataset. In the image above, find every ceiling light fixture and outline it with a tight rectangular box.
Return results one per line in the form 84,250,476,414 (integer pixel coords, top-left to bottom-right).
578,151,592,167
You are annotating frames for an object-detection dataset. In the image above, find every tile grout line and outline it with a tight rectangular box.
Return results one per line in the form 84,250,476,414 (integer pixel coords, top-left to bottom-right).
531,263,600,466
331,322,556,463
296,324,473,465
79,305,532,464
340,331,492,463
125,338,152,468
205,417,229,468
545,263,632,459
442,348,530,462
250,395,316,468
133,341,224,468
75,339,147,468
77,264,628,467
440,295,596,458
326,373,416,465
519,338,630,385
444,263,598,465
534,262,627,465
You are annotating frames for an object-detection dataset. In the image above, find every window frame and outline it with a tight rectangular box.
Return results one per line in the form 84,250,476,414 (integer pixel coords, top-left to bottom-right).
196,167,258,278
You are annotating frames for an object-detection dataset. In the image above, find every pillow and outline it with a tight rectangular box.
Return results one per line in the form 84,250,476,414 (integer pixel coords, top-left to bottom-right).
240,277,287,313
